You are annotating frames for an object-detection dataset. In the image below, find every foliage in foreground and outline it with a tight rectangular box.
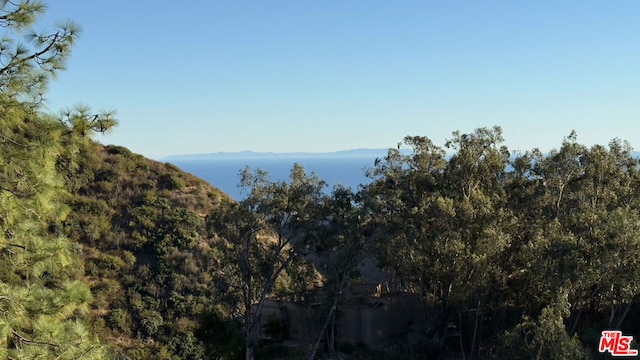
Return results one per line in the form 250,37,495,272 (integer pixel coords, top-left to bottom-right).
0,1,114,358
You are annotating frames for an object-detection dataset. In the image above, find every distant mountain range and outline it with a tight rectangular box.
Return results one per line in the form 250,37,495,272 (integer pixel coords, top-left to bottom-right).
163,148,404,161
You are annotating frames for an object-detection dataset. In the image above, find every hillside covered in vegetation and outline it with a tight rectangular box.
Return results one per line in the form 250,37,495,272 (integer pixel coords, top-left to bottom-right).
61,141,236,358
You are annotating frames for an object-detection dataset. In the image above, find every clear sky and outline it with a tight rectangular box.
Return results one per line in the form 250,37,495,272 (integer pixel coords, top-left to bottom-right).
40,1,640,160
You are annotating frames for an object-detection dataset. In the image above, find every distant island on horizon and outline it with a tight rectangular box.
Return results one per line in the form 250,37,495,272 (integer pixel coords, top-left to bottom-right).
163,148,406,162
163,147,640,163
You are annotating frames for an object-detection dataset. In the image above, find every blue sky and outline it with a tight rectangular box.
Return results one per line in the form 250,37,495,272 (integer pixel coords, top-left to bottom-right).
41,1,640,159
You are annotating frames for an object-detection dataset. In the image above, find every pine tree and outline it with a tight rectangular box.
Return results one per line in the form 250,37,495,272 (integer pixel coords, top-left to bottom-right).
0,1,114,358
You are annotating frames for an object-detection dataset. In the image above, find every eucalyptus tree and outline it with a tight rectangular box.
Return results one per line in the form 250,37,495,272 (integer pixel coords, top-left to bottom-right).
577,140,640,330
501,134,640,356
207,164,327,360
542,137,640,332
501,136,589,323
363,126,514,356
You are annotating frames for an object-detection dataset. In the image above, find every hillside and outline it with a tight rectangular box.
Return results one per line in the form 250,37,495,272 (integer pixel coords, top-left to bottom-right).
61,141,241,358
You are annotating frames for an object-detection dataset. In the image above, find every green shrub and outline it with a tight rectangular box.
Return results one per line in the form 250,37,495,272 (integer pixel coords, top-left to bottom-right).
107,309,131,334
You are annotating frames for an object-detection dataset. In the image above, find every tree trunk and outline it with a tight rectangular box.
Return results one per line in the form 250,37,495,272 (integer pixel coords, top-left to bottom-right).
458,312,466,360
246,342,255,360
615,303,633,329
438,282,453,352
308,282,342,360
569,308,583,336
329,299,336,355
245,251,296,360
608,304,617,328
470,298,480,358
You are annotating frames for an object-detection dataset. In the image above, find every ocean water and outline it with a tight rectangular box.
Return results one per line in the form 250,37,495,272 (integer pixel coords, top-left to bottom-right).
171,158,378,200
